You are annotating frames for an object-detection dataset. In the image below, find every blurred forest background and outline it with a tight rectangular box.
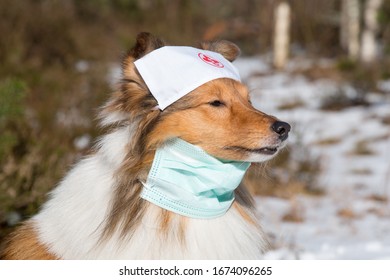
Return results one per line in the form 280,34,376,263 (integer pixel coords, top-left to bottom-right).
1,0,390,244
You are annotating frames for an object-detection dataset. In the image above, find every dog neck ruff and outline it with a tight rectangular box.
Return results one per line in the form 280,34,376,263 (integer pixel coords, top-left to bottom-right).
141,138,251,219
134,46,241,110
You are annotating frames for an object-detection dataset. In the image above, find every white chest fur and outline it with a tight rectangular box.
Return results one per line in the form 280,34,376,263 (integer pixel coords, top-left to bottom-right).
33,127,267,259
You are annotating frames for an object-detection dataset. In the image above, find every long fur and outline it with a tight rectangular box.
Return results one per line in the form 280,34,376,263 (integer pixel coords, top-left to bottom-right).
0,32,287,259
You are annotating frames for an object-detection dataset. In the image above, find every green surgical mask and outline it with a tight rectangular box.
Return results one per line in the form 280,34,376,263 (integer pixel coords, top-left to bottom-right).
140,138,251,219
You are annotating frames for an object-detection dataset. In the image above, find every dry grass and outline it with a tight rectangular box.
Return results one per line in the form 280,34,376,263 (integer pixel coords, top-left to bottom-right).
277,99,306,111
366,207,390,218
366,194,388,203
320,88,369,112
349,140,376,156
313,137,342,146
337,208,359,219
244,143,325,199
382,116,390,126
290,63,345,83
282,201,305,223
350,168,373,175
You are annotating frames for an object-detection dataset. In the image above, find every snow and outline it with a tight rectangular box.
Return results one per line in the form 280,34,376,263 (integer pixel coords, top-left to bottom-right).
74,134,91,150
234,57,390,259
378,79,390,93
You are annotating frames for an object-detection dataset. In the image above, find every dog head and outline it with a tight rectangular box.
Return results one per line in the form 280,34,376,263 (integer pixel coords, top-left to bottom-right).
100,33,291,238
103,32,290,163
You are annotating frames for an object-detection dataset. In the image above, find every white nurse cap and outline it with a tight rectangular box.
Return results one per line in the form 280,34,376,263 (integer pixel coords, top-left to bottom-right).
134,46,241,110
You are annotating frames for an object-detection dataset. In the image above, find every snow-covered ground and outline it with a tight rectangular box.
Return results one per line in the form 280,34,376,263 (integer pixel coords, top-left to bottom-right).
235,57,390,259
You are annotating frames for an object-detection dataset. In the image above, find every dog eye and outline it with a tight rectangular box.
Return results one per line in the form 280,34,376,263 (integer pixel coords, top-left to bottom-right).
209,100,225,107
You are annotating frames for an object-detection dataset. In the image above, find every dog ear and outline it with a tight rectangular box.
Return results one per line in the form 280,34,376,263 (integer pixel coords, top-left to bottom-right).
130,32,165,59
121,32,165,84
105,33,163,120
200,40,241,62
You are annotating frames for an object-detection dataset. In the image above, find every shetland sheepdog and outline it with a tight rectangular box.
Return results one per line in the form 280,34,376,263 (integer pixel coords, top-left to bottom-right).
0,33,290,259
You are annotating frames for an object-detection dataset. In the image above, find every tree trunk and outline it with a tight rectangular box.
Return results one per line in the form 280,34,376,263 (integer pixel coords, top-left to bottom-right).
273,2,291,70
360,0,383,63
340,0,360,60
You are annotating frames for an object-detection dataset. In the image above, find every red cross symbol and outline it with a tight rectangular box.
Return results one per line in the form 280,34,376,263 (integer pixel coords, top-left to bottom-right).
198,53,224,68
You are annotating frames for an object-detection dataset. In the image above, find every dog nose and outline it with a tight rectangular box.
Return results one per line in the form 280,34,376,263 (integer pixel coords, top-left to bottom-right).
271,121,291,141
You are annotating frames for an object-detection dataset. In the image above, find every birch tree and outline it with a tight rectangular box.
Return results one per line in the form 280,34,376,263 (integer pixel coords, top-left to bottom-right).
340,0,360,60
273,2,291,69
360,0,383,63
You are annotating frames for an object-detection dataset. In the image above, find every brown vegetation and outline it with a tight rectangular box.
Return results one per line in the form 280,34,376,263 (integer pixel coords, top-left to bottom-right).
1,0,390,242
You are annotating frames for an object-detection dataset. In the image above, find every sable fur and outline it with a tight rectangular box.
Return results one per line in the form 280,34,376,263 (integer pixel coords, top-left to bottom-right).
1,222,57,260
0,32,289,259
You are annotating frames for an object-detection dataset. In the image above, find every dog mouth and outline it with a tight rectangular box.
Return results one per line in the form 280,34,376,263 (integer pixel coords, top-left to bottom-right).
225,146,279,155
